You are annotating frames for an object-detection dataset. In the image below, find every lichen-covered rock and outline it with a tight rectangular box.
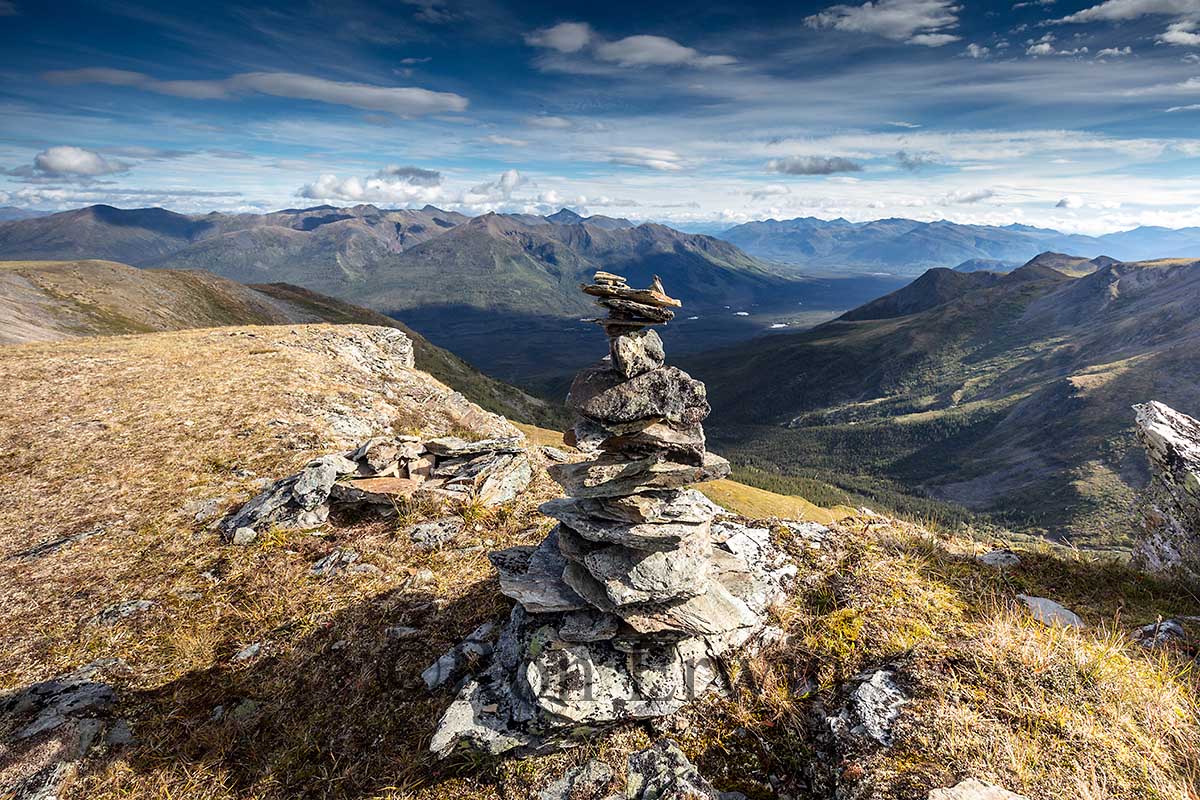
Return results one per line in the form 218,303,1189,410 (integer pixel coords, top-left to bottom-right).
408,516,466,551
538,759,616,800
625,739,721,799
827,669,909,747
1132,401,1200,583
927,779,1030,799
609,329,665,379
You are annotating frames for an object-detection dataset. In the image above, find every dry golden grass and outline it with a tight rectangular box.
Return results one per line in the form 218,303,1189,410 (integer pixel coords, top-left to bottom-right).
3,328,1199,800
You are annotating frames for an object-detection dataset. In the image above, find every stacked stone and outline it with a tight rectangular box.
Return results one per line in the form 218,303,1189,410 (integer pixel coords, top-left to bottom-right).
430,273,796,758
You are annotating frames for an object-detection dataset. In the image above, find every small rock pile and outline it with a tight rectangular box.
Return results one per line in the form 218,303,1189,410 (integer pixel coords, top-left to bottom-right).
430,273,796,756
220,434,532,542
1131,401,1200,582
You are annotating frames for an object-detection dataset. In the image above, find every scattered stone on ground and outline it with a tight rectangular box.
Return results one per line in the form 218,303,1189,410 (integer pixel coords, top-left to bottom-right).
219,431,533,541
7,525,107,561
408,516,466,551
827,668,909,747
309,549,360,578
233,642,264,662
537,759,616,800
626,740,720,799
1016,594,1083,628
430,273,803,757
1131,401,1200,581
421,622,499,690
0,659,130,800
87,599,155,627
1130,618,1190,649
927,778,1031,799
977,549,1020,568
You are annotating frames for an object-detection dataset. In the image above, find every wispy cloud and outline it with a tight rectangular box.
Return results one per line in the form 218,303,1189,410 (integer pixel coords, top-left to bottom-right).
42,68,469,115
766,155,863,175
805,0,962,47
609,146,687,170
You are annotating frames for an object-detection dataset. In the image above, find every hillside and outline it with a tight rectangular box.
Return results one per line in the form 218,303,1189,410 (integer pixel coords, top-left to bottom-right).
695,255,1200,548
2,325,1196,800
0,259,564,429
721,216,1200,275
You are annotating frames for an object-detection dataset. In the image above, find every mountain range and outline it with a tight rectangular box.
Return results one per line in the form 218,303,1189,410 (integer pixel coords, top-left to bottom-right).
0,205,904,387
695,252,1200,548
720,216,1200,275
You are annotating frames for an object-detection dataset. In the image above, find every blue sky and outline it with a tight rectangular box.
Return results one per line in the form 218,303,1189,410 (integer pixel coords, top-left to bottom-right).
2,0,1200,233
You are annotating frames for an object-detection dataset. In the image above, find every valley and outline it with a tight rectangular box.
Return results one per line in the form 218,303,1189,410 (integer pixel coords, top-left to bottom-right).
694,253,1200,549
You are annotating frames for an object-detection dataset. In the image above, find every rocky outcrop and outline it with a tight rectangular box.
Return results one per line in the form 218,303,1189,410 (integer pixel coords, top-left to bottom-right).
0,660,131,800
220,434,531,541
429,274,797,757
1131,401,1200,583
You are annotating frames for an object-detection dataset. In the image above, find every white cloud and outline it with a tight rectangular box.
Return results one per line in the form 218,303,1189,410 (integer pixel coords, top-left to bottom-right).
36,146,130,177
525,22,594,53
1096,46,1133,57
43,69,468,116
887,120,923,128
594,35,736,67
525,115,573,128
940,187,995,204
964,43,991,58
609,146,687,171
1166,102,1200,110
805,0,962,47
1160,19,1200,45
1057,195,1084,208
766,155,864,175
526,23,735,68
1055,0,1200,47
1058,0,1200,23
3,146,132,182
297,164,445,204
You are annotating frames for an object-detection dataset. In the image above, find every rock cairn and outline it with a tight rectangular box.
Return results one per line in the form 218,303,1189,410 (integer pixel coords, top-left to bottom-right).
430,273,796,756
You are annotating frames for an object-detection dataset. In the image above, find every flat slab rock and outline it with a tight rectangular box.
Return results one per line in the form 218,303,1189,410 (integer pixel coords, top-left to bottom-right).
490,530,590,613
540,497,712,551
548,452,730,499
1017,594,1082,628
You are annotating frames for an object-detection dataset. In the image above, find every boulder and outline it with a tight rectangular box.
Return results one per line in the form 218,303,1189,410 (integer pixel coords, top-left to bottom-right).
567,365,709,427
1017,594,1082,628
977,549,1020,568
421,622,498,689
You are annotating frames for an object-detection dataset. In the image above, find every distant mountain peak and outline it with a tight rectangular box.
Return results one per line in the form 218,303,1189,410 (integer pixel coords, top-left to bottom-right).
546,208,585,224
